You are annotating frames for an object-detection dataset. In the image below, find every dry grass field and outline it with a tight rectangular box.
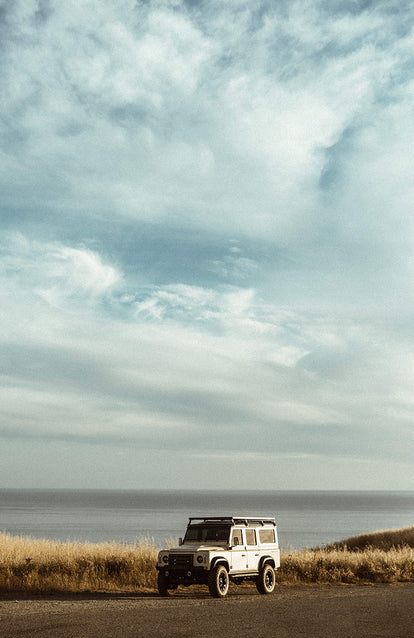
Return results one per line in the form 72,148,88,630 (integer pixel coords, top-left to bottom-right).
278,525,414,585
278,545,413,584
0,526,412,593
0,534,158,592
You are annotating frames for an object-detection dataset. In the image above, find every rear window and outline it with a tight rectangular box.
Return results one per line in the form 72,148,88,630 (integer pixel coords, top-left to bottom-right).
259,529,275,544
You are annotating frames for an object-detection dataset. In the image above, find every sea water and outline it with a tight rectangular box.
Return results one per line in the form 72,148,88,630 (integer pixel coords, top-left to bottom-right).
0,489,413,550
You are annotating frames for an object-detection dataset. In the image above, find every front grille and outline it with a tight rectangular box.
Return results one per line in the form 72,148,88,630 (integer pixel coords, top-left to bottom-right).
168,553,193,568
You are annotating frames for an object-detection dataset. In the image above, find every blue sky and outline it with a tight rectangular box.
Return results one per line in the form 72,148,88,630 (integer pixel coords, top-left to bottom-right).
1,0,413,489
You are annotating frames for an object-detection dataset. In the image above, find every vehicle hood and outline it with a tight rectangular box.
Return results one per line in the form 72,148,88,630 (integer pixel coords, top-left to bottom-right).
168,543,228,552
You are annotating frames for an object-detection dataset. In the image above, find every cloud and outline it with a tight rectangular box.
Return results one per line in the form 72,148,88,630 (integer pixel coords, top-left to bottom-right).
0,234,120,308
2,0,413,239
1,232,414,476
1,1,414,488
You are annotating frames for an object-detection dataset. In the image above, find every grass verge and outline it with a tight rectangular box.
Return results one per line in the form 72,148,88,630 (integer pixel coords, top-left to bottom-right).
278,546,413,584
0,533,158,592
278,525,413,584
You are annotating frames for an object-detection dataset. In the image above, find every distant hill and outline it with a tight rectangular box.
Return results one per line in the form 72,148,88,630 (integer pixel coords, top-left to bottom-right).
321,525,414,551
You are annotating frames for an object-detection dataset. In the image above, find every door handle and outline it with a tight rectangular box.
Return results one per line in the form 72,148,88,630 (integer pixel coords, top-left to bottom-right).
255,553,259,556
241,554,246,557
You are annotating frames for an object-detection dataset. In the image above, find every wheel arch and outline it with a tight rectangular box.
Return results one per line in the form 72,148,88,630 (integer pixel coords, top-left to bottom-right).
258,555,275,570
210,557,230,572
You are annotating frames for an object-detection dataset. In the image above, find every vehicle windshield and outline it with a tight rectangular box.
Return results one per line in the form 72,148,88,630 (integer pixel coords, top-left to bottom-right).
184,525,230,543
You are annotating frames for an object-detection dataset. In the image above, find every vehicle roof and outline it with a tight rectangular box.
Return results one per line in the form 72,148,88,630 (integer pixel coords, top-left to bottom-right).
187,516,276,526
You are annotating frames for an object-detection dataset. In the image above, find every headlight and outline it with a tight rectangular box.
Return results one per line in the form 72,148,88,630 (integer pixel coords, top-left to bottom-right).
197,555,203,564
163,555,169,563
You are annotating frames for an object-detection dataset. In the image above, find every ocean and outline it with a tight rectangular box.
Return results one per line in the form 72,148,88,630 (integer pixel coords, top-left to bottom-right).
0,490,413,550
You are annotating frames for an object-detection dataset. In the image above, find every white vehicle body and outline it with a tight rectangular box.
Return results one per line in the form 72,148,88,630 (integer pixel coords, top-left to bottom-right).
156,516,280,597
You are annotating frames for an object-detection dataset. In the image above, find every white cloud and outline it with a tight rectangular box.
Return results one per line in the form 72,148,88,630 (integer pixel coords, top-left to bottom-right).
1,234,413,470
1,1,414,488
2,0,412,238
0,234,120,309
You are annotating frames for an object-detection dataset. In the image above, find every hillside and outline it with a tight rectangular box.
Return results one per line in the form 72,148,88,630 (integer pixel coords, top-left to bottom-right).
320,525,414,552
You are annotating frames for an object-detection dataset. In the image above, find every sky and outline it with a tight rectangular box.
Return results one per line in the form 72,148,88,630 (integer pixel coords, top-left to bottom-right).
1,0,414,490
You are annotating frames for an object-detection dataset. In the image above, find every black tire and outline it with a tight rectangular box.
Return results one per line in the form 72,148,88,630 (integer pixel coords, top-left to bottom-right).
157,571,171,597
256,563,276,595
208,564,229,598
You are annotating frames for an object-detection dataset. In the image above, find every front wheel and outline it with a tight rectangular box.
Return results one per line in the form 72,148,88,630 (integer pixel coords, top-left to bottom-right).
256,563,276,595
157,571,171,597
208,564,229,598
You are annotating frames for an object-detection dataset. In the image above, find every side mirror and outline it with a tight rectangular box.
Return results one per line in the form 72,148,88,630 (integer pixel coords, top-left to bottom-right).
178,537,183,546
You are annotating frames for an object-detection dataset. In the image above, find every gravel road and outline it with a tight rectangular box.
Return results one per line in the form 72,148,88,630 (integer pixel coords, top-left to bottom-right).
1,583,413,638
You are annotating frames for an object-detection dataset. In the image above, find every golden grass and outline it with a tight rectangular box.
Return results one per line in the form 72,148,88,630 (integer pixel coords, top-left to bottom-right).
0,526,412,593
278,525,414,585
0,533,158,592
278,546,413,584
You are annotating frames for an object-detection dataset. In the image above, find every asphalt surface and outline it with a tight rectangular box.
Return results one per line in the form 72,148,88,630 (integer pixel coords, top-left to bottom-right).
1,583,413,637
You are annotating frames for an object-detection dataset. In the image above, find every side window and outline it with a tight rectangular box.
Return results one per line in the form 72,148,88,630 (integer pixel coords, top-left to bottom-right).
259,529,275,544
245,528,257,546
231,528,243,546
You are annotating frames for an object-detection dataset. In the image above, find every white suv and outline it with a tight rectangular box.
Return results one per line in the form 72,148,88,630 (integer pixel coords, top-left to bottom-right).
156,516,280,598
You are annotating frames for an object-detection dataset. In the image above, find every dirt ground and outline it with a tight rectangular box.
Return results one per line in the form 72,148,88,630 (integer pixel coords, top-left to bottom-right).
1,583,413,638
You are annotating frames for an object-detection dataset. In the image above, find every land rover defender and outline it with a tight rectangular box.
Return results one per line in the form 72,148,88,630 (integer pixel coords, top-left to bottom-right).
156,516,280,598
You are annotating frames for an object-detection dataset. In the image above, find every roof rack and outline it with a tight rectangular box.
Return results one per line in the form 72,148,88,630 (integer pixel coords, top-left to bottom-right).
188,516,276,526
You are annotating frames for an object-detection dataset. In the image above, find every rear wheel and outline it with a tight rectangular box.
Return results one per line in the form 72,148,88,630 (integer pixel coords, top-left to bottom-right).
256,563,276,594
157,571,171,597
208,564,229,598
